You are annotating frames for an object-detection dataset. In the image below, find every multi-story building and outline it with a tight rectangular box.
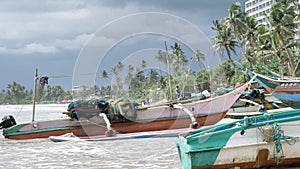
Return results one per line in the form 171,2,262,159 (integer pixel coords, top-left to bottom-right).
245,0,275,26
245,0,299,38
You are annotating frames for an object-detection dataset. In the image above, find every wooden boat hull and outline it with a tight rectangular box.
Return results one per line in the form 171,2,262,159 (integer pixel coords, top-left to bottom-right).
251,72,300,108
204,139,300,169
234,62,300,108
3,120,105,140
182,140,300,169
176,109,300,169
4,112,226,140
3,82,248,140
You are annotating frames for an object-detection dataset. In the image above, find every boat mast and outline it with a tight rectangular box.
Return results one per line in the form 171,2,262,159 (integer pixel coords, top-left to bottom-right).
164,41,173,100
32,68,38,122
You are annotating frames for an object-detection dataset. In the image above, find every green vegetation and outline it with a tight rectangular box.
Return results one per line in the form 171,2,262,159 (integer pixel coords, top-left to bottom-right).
212,0,300,77
0,82,72,105
0,82,32,104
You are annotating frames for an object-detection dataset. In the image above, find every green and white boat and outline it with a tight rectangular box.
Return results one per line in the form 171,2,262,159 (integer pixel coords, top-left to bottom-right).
234,61,300,108
176,109,300,169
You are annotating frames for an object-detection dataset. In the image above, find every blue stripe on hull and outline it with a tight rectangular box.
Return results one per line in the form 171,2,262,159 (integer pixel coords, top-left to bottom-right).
271,93,300,108
273,93,300,101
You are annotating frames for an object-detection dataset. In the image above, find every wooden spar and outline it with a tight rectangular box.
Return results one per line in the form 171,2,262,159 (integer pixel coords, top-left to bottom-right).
32,68,38,122
164,41,173,100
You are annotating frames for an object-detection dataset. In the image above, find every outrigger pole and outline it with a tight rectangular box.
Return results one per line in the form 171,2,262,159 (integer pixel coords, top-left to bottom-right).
32,68,38,122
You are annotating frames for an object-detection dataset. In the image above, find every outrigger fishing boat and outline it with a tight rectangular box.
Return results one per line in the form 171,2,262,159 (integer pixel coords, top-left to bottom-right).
0,70,252,140
235,61,300,108
228,88,280,114
253,73,300,108
176,108,300,169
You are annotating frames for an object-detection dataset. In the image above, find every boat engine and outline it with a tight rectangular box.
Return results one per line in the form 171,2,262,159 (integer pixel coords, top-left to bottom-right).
0,115,16,129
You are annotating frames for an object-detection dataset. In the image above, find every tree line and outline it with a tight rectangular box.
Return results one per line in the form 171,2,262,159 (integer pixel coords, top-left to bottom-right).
0,82,71,104
212,0,299,77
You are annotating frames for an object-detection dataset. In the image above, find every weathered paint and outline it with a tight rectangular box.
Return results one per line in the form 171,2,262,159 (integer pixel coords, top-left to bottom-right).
177,109,300,169
4,112,227,140
252,73,300,108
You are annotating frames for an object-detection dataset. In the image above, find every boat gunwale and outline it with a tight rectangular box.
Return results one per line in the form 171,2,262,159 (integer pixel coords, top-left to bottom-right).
184,109,300,144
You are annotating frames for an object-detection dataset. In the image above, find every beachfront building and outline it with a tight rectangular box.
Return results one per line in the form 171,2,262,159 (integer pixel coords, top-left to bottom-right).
245,0,275,26
245,0,299,39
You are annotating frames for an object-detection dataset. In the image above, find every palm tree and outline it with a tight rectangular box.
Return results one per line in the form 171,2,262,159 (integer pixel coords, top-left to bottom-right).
249,24,271,64
116,61,124,73
112,67,118,76
213,24,238,62
141,60,147,69
155,50,167,65
211,19,224,35
225,2,247,39
100,70,109,88
253,0,300,77
243,16,259,67
44,85,52,101
6,82,27,104
127,65,134,72
126,65,134,82
269,0,299,76
111,62,124,97
181,49,205,96
225,2,260,66
101,70,108,79
148,69,159,84
170,42,188,75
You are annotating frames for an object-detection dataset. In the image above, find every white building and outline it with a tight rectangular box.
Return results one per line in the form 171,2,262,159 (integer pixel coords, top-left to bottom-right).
245,0,299,38
245,0,275,26
72,85,87,92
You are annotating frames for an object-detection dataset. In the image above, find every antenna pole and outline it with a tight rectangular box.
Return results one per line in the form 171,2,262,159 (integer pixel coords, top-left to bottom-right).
32,68,38,122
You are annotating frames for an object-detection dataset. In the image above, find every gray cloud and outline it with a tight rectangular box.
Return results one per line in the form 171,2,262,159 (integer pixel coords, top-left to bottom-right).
99,0,245,11
0,0,245,90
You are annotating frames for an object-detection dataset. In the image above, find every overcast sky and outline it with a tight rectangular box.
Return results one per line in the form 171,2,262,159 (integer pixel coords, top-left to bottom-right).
0,0,245,91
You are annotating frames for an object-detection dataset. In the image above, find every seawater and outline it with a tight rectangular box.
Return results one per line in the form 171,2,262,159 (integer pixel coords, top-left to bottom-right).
0,104,182,169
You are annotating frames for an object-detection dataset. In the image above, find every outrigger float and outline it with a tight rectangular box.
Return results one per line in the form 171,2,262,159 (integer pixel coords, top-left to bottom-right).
176,108,300,169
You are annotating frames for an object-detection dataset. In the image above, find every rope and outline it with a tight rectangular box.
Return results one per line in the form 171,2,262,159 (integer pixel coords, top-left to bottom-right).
272,123,284,164
256,121,298,165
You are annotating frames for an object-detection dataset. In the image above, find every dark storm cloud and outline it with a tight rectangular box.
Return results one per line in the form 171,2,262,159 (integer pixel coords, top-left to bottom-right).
0,0,246,90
